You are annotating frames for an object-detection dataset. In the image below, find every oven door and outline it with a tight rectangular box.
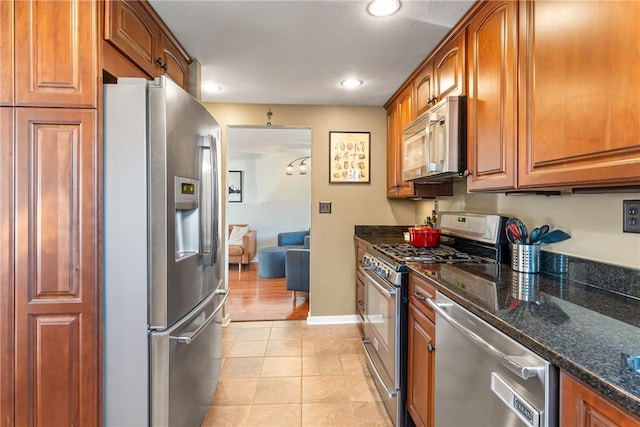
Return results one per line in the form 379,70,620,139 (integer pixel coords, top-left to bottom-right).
362,268,400,425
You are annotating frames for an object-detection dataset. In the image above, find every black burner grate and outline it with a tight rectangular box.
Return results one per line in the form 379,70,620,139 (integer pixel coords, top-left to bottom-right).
375,242,494,264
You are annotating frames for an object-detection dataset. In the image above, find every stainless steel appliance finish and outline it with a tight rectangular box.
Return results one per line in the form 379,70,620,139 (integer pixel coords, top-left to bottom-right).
361,252,406,427
104,77,225,427
428,292,558,427
402,96,466,183
375,212,509,265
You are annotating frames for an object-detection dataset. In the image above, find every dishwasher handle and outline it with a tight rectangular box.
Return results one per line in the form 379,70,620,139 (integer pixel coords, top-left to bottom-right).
427,298,544,380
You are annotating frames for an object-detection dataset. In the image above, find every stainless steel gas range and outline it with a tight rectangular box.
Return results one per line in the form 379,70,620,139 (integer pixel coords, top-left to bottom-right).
360,212,508,427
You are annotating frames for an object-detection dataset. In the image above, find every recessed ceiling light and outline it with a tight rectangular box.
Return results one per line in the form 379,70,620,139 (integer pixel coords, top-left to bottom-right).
367,0,401,17
202,83,222,93
341,79,363,88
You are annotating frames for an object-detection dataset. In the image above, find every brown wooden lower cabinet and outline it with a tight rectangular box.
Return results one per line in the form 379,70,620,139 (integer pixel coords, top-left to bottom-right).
407,303,435,427
561,371,640,427
13,108,99,426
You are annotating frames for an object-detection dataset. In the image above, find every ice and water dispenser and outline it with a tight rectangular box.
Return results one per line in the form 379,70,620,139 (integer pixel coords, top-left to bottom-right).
174,176,199,261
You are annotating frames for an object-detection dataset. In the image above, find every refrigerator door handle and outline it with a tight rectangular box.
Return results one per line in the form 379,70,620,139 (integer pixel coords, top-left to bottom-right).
171,289,229,344
198,135,218,266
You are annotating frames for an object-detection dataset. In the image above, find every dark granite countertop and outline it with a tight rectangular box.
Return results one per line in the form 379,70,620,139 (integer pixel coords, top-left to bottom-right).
354,229,640,419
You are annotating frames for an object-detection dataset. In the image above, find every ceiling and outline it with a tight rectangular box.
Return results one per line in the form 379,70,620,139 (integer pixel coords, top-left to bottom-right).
148,0,474,106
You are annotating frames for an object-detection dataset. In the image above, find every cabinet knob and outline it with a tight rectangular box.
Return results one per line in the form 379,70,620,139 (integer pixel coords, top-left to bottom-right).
428,344,435,353
460,169,472,178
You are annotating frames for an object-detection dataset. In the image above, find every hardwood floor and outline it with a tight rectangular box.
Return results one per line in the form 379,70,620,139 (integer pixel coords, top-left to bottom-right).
226,262,309,322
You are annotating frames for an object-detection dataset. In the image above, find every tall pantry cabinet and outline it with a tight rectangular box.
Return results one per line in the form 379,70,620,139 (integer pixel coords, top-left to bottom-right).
1,0,99,425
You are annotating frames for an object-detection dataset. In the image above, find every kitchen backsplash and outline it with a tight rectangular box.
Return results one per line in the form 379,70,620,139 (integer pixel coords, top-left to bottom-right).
414,181,640,269
542,252,640,301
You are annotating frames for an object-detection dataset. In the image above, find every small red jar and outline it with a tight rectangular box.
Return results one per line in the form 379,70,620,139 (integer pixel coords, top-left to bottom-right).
409,227,441,248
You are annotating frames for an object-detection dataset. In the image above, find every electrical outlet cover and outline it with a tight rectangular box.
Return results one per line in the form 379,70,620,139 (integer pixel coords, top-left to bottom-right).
623,200,640,233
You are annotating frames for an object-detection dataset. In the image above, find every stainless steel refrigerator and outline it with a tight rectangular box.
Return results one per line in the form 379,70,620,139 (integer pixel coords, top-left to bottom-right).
103,76,226,427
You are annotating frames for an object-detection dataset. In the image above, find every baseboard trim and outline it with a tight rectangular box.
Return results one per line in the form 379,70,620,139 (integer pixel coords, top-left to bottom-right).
222,312,231,327
306,314,360,325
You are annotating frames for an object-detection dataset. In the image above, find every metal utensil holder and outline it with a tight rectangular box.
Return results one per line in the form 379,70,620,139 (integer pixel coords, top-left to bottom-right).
511,243,541,273
511,271,539,301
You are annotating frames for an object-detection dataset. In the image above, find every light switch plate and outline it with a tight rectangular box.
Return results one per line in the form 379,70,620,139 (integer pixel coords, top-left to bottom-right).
623,200,640,233
319,201,331,214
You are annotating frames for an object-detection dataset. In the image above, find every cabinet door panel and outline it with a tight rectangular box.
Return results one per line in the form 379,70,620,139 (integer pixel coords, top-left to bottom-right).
467,1,517,191
0,107,14,426
0,0,14,105
414,62,434,117
386,102,399,197
518,2,640,187
396,86,415,197
561,372,640,426
407,304,435,427
105,0,160,77
161,34,190,90
14,108,98,426
434,32,465,100
14,0,97,107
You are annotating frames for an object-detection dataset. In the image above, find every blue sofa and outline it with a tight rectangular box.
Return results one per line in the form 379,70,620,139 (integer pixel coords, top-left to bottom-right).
277,230,310,248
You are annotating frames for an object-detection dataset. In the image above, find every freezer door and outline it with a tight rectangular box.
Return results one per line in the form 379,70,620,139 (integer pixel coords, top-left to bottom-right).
150,287,228,427
148,76,223,328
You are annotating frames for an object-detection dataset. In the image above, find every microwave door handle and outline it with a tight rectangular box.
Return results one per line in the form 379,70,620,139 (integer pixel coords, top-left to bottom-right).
198,135,216,266
437,116,446,164
428,116,438,170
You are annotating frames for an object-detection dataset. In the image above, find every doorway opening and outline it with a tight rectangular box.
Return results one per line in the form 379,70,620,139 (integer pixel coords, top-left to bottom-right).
225,126,312,321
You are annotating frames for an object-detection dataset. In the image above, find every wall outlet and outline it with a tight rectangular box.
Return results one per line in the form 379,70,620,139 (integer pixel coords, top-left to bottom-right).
623,200,640,233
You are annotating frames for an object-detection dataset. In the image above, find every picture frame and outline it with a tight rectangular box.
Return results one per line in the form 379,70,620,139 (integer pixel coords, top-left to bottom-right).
329,131,370,183
228,170,243,203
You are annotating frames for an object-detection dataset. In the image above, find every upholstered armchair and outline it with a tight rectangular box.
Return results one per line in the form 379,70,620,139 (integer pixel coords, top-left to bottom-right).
284,235,310,300
227,224,256,277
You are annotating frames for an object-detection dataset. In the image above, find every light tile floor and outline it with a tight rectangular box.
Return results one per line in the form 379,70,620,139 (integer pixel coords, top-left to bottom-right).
201,320,393,427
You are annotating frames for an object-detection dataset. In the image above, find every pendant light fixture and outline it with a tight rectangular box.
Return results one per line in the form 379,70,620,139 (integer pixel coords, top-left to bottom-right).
286,156,311,175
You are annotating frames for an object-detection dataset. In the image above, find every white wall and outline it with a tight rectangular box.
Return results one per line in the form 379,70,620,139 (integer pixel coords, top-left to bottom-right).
227,151,311,253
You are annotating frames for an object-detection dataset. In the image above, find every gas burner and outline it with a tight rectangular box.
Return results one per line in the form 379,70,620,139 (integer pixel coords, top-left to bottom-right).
375,243,493,264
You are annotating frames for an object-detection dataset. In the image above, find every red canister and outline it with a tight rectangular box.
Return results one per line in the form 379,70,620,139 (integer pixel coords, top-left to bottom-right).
408,227,441,248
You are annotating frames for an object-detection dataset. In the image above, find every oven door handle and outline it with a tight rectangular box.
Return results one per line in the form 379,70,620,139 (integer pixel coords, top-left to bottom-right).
364,271,396,298
427,298,544,380
361,338,398,399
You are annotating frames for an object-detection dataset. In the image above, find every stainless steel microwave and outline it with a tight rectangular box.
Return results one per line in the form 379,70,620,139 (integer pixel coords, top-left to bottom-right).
402,96,466,183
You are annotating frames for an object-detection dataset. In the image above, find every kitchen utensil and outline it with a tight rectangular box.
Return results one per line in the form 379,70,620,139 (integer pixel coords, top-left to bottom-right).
533,225,550,243
506,218,528,243
506,223,521,243
529,227,541,244
538,229,571,244
409,227,441,248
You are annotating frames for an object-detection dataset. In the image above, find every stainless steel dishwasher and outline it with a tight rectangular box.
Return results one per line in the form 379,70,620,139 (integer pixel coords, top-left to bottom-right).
428,292,558,427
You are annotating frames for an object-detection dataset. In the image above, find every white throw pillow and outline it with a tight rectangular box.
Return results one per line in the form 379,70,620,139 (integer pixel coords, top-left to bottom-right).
228,225,250,245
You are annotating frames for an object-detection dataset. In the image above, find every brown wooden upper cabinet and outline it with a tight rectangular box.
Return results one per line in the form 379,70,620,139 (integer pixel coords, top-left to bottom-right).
387,84,415,198
517,1,640,188
105,0,191,89
433,31,465,102
414,31,465,117
13,0,97,108
466,0,518,191
414,60,435,117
